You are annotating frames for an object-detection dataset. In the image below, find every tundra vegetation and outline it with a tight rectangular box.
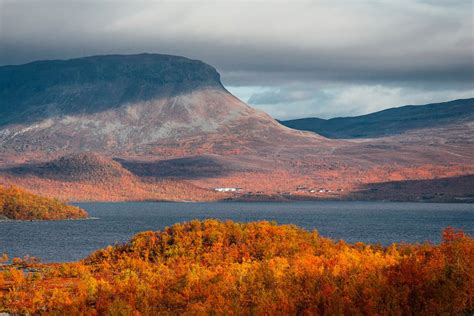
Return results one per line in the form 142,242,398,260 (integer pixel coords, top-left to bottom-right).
0,185,88,220
0,220,472,315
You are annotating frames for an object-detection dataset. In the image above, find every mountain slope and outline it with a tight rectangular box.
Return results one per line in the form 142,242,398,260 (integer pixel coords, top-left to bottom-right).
280,98,474,138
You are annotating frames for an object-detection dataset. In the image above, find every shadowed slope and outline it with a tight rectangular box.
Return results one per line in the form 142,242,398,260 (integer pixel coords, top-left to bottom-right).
0,53,223,127
6,152,131,182
350,174,474,202
117,154,267,179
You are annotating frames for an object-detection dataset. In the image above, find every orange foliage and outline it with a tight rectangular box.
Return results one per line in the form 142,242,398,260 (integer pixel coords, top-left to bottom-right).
0,185,88,220
0,221,472,315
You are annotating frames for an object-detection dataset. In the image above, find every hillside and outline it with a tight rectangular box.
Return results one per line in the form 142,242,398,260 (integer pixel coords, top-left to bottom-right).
0,153,227,202
7,152,131,182
0,185,88,220
280,98,474,138
1,220,472,314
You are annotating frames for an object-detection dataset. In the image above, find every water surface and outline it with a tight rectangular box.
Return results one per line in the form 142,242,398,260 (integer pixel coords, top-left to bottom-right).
1,201,472,262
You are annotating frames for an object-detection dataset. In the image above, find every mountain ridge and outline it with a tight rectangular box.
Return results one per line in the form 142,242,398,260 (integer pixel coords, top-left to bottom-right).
280,98,474,138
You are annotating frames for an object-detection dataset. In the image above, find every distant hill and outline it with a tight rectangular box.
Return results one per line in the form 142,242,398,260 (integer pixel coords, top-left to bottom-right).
7,152,132,182
279,98,474,138
0,152,228,202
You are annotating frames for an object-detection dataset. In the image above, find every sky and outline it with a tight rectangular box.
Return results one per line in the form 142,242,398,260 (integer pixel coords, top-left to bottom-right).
0,0,473,119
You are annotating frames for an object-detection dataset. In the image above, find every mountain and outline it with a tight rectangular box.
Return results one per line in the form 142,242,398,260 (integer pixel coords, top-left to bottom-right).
0,53,472,202
279,98,474,138
0,53,318,158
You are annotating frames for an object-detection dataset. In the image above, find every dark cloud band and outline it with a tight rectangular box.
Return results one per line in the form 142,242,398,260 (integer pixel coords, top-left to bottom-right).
1,0,472,118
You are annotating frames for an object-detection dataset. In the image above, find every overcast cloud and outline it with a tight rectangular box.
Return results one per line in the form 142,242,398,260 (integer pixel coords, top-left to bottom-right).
1,0,472,119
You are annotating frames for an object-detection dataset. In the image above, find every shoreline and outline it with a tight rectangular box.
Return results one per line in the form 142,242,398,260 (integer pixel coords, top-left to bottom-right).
0,217,98,223
70,197,474,204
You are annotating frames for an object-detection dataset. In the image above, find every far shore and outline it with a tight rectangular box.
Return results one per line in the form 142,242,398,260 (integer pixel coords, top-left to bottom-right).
69,197,474,204
0,217,98,222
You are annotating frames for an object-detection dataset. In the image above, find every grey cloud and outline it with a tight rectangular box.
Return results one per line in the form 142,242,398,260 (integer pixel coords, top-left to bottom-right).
248,88,314,105
1,0,472,85
235,83,474,120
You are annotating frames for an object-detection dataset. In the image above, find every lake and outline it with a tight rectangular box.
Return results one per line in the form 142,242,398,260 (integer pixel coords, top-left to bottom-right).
1,201,473,262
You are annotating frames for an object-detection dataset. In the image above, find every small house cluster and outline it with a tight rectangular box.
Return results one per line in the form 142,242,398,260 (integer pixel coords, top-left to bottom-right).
213,187,242,193
212,185,345,196
296,186,344,194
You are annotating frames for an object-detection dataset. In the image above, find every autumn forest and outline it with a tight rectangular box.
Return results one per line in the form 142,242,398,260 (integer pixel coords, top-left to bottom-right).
0,220,472,315
0,185,88,221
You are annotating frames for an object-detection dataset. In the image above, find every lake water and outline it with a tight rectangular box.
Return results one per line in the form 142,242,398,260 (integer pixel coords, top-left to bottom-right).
1,201,473,262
